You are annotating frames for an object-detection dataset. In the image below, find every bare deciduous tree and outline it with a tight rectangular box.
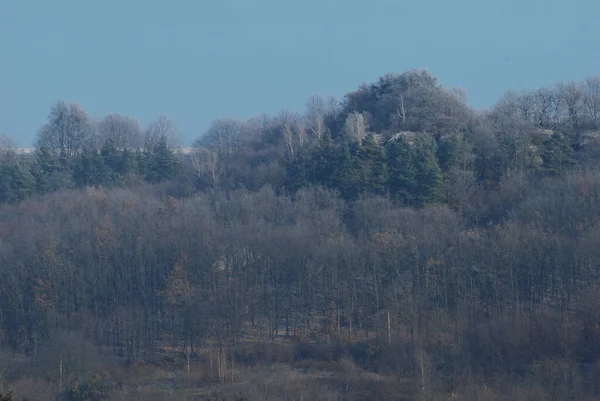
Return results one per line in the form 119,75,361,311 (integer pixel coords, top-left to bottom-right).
191,147,222,186
306,95,328,141
36,101,93,156
0,134,17,161
195,118,244,158
557,82,586,128
584,76,600,125
344,112,369,142
144,115,180,150
276,110,302,160
97,114,142,149
532,88,556,128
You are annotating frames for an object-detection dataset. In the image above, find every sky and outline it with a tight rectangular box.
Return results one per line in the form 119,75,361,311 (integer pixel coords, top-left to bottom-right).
1,0,599,147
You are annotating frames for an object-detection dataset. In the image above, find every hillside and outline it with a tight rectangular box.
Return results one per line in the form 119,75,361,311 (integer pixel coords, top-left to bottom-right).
1,70,600,400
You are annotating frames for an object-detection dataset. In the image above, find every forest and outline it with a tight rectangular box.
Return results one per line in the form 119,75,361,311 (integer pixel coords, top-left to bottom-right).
1,69,600,400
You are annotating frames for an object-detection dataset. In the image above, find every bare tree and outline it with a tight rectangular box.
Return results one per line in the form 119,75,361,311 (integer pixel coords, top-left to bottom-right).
492,91,522,123
195,118,244,158
36,101,93,156
0,134,17,161
97,114,142,149
295,119,307,147
344,112,369,142
532,88,556,128
325,95,340,116
306,95,328,141
276,110,302,160
449,87,468,104
144,115,180,150
557,82,586,129
584,76,600,125
516,92,536,122
395,93,407,128
191,147,222,186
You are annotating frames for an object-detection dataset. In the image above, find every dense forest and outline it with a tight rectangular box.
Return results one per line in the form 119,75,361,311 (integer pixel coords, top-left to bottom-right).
1,69,600,400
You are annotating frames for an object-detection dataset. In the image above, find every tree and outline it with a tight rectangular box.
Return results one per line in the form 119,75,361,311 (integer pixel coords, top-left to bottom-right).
97,114,142,150
284,145,314,193
357,133,387,195
312,133,337,189
557,82,586,130
146,136,178,183
344,112,369,142
100,139,122,174
191,147,222,187
31,146,73,193
277,110,303,161
332,140,361,199
36,101,93,157
584,76,600,126
0,157,35,204
531,87,556,128
342,69,468,135
412,134,443,204
540,132,577,176
386,135,416,204
72,149,112,187
144,115,180,150
195,118,245,159
0,134,17,159
306,95,329,142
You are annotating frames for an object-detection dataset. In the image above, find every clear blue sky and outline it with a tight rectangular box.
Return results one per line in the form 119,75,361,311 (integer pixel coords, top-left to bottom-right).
1,0,599,147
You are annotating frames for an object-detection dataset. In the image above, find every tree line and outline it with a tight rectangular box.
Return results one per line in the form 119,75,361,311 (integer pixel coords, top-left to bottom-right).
2,70,599,208
1,70,600,400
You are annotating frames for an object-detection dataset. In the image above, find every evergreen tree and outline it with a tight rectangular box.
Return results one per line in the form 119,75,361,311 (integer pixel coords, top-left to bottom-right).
31,146,73,193
100,139,121,172
134,149,147,177
0,158,36,203
285,145,313,192
332,139,361,200
312,133,337,188
73,149,112,187
412,134,443,205
356,133,387,195
540,132,577,176
385,135,416,205
436,133,460,173
120,148,139,176
146,136,178,183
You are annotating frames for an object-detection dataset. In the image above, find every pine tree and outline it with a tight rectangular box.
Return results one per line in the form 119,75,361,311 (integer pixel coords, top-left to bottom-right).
312,133,337,188
0,158,36,204
333,139,361,200
386,135,416,205
436,133,460,173
412,134,443,205
134,149,147,177
73,149,111,187
285,145,313,192
100,139,122,174
357,133,387,196
120,148,139,176
540,132,577,176
146,136,178,183
31,146,73,194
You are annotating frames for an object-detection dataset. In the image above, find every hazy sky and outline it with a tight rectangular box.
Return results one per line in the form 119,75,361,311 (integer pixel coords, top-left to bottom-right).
1,0,599,147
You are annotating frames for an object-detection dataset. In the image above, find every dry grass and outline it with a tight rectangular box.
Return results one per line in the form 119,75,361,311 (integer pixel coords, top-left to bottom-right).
9,378,57,401
2,330,600,401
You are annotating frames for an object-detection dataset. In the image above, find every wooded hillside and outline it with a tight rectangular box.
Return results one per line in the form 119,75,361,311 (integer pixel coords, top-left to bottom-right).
1,70,600,400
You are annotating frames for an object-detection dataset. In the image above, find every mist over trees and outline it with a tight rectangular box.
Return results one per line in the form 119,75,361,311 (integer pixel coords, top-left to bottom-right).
1,69,600,400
